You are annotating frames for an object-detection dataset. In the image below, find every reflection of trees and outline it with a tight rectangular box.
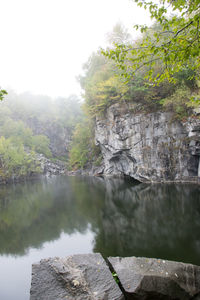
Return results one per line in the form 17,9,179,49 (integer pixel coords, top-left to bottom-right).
94,180,200,265
0,176,103,256
0,175,108,256
0,176,199,265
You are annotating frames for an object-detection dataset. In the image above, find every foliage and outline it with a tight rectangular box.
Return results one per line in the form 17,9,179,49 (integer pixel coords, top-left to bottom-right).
112,272,120,284
79,51,132,117
174,67,198,90
1,119,33,146
79,48,182,116
0,118,52,158
0,136,41,181
0,89,7,101
80,23,197,117
159,86,195,119
80,52,114,116
69,118,101,170
102,0,200,84
31,135,52,158
79,26,137,116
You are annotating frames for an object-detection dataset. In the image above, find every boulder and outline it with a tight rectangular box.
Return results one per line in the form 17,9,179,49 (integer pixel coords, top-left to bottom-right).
108,256,200,299
30,253,124,300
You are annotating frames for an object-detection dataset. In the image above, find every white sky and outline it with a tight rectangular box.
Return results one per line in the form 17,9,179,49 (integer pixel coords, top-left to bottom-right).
0,0,150,98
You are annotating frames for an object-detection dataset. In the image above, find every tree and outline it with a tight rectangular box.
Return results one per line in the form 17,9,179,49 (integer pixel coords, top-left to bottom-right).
0,89,7,101
79,51,130,116
31,135,52,158
0,136,41,180
69,119,95,169
102,0,200,84
106,22,131,45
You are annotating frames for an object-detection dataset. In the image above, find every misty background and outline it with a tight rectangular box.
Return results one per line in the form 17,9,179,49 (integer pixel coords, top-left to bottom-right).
0,0,150,98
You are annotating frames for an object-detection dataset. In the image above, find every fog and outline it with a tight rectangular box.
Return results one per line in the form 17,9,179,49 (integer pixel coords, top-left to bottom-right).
0,0,150,99
2,89,82,125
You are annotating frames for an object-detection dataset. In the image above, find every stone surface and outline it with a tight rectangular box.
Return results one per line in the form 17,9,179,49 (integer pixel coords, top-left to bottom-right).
95,103,200,182
26,117,71,158
30,253,124,300
36,153,66,176
108,256,200,300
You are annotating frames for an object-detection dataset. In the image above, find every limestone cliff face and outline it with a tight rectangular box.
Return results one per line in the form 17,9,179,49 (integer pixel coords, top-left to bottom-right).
26,117,71,158
95,103,200,182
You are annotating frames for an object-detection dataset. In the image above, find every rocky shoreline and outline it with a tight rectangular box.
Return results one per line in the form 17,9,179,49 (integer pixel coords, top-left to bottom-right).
0,154,67,185
30,253,200,300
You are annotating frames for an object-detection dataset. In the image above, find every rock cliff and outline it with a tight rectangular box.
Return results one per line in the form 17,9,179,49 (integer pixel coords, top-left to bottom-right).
26,117,71,158
95,103,200,183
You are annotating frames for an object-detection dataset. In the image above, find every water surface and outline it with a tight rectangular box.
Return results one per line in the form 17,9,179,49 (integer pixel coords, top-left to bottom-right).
0,175,199,299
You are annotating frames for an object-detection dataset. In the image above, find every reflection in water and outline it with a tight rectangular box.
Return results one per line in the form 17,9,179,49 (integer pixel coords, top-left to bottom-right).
0,176,103,255
0,176,199,263
94,179,200,265
0,176,199,299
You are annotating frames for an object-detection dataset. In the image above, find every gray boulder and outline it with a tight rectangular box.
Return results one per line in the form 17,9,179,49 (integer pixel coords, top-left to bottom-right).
108,256,200,300
30,253,124,300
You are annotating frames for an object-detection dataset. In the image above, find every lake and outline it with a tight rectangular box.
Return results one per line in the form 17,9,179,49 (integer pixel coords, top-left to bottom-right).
0,175,199,299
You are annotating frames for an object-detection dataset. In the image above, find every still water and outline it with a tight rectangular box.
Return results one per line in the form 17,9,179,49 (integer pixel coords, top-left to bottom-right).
0,175,200,299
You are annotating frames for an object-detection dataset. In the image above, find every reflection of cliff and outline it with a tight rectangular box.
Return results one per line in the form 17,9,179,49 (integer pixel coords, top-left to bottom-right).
94,179,200,265
0,176,199,265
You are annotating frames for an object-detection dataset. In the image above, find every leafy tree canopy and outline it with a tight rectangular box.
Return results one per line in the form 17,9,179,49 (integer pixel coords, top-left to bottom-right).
79,50,131,117
102,0,200,84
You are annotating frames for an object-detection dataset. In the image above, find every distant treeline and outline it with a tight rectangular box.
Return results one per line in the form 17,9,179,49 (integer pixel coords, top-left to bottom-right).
0,91,82,181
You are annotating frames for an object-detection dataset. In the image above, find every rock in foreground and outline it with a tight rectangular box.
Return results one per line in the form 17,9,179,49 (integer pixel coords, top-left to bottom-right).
30,253,124,300
108,256,200,300
30,254,200,299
